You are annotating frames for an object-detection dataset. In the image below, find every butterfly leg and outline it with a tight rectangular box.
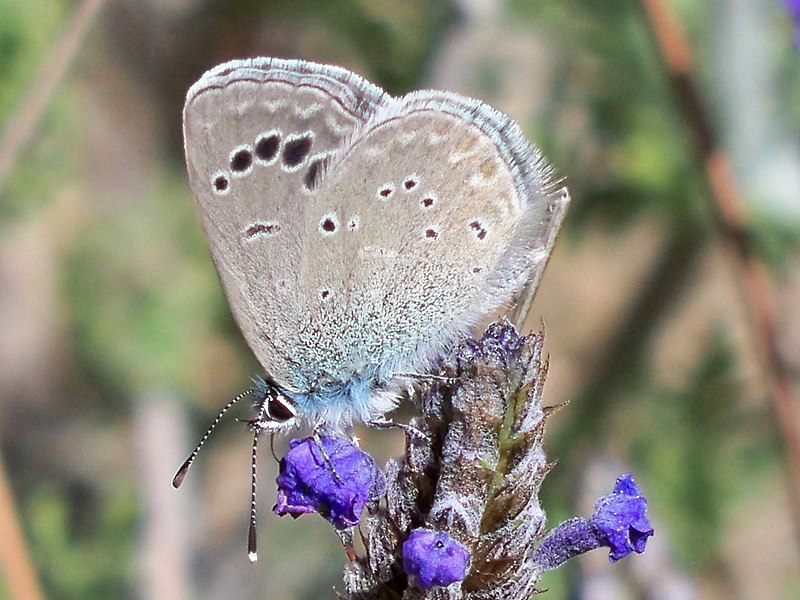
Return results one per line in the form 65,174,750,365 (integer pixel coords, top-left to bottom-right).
311,429,344,485
367,418,429,442
396,372,457,385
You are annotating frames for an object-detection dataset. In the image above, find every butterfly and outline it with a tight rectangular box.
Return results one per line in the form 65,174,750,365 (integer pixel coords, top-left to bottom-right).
173,57,569,560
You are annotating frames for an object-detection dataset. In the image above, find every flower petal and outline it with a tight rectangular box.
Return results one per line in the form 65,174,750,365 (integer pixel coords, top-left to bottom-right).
591,473,654,562
274,437,385,529
402,528,470,590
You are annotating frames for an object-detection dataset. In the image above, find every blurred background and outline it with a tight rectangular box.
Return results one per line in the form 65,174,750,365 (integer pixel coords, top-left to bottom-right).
1,0,799,598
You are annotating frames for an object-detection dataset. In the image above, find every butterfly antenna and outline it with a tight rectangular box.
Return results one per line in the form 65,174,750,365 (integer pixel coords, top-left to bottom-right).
172,388,254,488
247,432,259,563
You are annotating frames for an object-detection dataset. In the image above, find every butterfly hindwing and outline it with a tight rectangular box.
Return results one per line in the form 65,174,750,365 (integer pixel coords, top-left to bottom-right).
293,91,561,387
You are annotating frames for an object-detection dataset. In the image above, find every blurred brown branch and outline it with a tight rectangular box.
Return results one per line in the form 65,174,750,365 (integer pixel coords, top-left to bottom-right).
0,451,45,600
639,0,800,540
0,0,108,196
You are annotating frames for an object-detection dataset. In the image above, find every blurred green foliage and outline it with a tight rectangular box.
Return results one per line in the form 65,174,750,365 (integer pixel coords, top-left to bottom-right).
63,173,223,398
27,482,136,599
0,0,79,222
631,332,770,570
511,0,709,228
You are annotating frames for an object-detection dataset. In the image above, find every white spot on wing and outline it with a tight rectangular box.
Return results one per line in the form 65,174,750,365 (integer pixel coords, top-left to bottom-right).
244,220,281,241
448,133,484,164
229,144,254,177
467,219,489,242
402,174,420,192
281,132,314,172
364,146,384,159
294,102,324,118
496,193,520,220
428,131,446,145
325,115,350,135
398,130,417,145
318,213,339,236
210,171,231,195
254,130,281,166
376,183,395,201
424,225,441,241
262,99,286,112
419,193,437,209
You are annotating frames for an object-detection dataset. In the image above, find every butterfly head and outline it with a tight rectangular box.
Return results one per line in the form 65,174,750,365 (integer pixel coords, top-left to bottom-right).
251,376,298,432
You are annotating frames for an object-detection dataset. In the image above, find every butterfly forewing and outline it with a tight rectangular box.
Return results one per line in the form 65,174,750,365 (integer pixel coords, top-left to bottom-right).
183,59,388,390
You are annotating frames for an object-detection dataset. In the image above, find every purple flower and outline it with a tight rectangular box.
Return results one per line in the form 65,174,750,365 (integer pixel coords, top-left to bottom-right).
402,528,470,590
532,473,653,571
274,437,385,529
591,473,654,561
786,0,800,48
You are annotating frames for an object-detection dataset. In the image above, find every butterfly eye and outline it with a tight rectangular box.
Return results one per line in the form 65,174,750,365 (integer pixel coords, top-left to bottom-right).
266,392,297,423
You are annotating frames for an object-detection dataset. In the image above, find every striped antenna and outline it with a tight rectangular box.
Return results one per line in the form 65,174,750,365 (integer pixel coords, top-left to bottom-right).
172,388,254,488
247,433,259,562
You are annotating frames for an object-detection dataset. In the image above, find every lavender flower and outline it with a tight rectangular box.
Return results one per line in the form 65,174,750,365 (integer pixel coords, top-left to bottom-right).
592,473,654,561
532,473,654,571
265,324,655,599
402,528,470,590
345,322,553,599
787,0,800,47
274,436,385,529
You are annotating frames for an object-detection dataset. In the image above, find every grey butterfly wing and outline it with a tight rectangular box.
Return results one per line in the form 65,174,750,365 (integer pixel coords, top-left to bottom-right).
293,90,568,390
183,58,388,390
509,185,570,328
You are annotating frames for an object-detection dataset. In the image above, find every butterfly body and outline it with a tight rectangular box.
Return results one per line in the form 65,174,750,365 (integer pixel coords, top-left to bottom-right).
183,58,568,431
